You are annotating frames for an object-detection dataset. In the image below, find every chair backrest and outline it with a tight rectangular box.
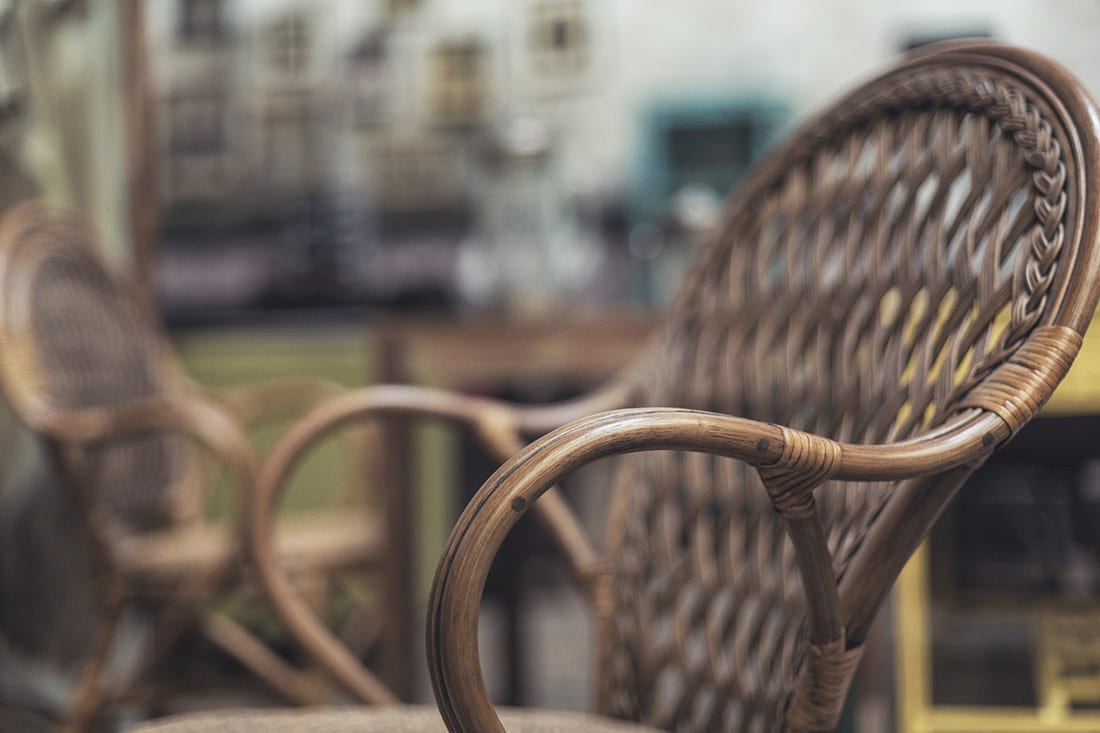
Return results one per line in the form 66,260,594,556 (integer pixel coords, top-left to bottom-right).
0,202,188,531
597,42,1100,731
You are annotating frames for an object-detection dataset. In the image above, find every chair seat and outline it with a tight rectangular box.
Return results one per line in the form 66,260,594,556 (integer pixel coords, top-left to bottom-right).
117,513,383,589
129,705,663,732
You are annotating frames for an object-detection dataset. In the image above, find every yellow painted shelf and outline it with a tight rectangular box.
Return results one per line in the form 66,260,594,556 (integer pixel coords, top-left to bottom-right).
1042,309,1100,415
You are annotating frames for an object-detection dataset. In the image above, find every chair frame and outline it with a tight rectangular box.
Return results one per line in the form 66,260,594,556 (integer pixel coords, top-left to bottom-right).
246,42,1100,733
0,203,391,729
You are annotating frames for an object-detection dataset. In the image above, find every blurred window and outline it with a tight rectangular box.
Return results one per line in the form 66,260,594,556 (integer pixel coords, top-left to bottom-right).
261,92,314,192
531,0,590,77
168,91,225,156
372,135,464,213
349,30,389,128
666,121,753,192
166,91,227,197
430,38,489,128
267,14,309,76
178,0,224,44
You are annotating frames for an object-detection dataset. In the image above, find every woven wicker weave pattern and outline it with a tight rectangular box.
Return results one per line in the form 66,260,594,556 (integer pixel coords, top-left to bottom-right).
0,208,188,530
597,62,1082,732
34,42,1092,733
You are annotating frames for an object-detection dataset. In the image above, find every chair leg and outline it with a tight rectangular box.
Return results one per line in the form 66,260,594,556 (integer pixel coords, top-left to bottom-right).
59,596,125,733
200,611,329,705
92,568,237,722
56,447,125,732
337,593,383,660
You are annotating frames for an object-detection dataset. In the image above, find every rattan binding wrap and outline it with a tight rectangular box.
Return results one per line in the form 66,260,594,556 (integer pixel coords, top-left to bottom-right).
758,429,842,520
957,324,1081,434
785,636,863,732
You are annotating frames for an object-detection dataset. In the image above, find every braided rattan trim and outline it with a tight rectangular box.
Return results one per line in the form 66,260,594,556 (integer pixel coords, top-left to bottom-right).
812,67,1067,342
785,637,864,732
680,66,1070,352
958,324,1081,435
757,428,842,519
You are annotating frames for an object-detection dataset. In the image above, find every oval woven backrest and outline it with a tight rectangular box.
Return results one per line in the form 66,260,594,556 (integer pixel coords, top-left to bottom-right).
0,202,188,531
597,44,1100,731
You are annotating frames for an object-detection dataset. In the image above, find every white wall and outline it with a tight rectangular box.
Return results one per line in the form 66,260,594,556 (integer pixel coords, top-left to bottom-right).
149,0,1100,198
561,0,1100,194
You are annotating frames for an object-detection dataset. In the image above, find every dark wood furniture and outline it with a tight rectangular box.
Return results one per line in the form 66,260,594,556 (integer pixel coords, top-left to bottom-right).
141,41,1100,732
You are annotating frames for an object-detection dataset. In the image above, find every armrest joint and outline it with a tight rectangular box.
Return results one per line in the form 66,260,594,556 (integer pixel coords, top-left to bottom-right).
758,427,841,520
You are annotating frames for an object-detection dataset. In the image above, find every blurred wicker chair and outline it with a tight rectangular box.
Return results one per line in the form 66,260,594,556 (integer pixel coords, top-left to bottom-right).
136,41,1100,733
0,202,395,731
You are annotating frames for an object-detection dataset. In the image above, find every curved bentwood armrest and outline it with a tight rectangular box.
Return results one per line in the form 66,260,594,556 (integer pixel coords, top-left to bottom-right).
249,381,636,705
427,406,1009,733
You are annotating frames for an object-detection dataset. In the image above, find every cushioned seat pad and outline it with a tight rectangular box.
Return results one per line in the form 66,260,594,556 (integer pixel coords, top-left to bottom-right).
129,705,663,732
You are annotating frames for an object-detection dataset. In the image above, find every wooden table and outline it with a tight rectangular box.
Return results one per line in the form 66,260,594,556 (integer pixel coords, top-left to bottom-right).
371,310,658,703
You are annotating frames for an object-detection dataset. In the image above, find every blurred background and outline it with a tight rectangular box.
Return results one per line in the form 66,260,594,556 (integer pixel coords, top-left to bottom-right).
143,0,1100,323
1,1,1100,732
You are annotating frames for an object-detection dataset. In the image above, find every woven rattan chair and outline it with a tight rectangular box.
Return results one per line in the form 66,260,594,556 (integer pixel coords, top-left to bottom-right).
0,202,397,731
134,41,1100,733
